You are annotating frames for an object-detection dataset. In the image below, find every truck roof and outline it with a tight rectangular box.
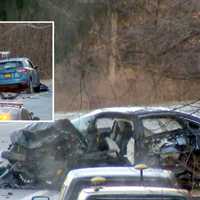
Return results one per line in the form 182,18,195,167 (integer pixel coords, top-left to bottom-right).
78,186,189,200
64,167,174,187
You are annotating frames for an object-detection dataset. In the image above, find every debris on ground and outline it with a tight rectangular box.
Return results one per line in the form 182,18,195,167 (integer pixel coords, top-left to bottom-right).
0,82,49,100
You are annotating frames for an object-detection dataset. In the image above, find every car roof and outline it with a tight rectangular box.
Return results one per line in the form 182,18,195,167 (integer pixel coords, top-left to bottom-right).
73,106,200,122
78,186,189,199
0,57,29,63
0,102,23,108
64,167,173,186
72,107,170,121
82,106,170,116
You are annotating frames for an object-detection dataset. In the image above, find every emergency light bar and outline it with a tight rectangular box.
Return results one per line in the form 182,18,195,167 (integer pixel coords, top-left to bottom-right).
0,102,23,108
0,51,10,59
0,113,11,120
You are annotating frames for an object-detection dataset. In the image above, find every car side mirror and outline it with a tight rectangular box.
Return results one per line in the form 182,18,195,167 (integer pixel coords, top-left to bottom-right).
32,196,50,200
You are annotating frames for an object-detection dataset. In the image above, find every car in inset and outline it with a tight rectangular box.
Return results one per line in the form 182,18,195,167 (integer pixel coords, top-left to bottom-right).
0,57,40,93
0,102,39,120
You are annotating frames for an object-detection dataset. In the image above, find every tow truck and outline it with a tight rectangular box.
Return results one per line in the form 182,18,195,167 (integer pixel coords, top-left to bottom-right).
32,164,190,200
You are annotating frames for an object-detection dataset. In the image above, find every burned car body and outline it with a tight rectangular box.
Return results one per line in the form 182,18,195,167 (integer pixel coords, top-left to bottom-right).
71,107,200,188
1,107,200,189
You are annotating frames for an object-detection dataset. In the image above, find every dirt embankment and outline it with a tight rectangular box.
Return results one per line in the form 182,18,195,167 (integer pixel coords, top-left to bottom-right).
55,66,200,112
0,23,52,79
54,1,200,112
54,4,200,112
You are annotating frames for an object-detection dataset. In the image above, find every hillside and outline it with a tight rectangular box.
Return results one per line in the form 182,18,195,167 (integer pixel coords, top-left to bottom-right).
1,0,200,111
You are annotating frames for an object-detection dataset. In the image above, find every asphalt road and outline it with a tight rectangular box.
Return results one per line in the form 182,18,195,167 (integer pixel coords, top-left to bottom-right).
0,122,30,152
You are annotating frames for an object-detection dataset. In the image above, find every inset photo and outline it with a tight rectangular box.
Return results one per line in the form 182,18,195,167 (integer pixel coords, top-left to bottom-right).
0,21,54,121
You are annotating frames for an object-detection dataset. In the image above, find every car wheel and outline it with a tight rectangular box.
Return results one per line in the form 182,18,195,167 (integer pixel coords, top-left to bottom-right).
26,79,34,94
33,116,40,120
34,83,41,93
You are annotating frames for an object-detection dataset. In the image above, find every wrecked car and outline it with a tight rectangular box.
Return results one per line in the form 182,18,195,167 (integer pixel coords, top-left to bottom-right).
71,107,200,188
0,57,40,93
1,107,200,189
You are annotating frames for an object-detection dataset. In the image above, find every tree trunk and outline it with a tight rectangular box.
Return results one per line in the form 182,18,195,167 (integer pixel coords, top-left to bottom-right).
109,10,118,82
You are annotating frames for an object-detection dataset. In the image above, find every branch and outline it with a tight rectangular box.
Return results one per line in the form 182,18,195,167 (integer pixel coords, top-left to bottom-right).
158,31,200,56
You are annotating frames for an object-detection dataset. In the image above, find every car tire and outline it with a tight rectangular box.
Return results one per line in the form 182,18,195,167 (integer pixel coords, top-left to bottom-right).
34,83,41,93
33,116,40,120
26,79,34,94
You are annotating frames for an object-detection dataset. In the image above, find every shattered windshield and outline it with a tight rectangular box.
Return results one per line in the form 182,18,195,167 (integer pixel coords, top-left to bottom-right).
142,117,183,137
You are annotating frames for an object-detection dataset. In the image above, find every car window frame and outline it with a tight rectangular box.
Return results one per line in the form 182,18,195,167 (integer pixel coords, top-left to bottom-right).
24,59,34,68
178,116,200,131
28,59,34,68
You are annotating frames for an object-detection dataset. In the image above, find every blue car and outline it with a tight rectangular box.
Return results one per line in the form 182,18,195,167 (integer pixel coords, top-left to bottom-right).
0,57,40,93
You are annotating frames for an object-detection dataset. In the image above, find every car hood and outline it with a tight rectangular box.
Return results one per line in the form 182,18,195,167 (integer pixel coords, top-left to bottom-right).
10,119,86,149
